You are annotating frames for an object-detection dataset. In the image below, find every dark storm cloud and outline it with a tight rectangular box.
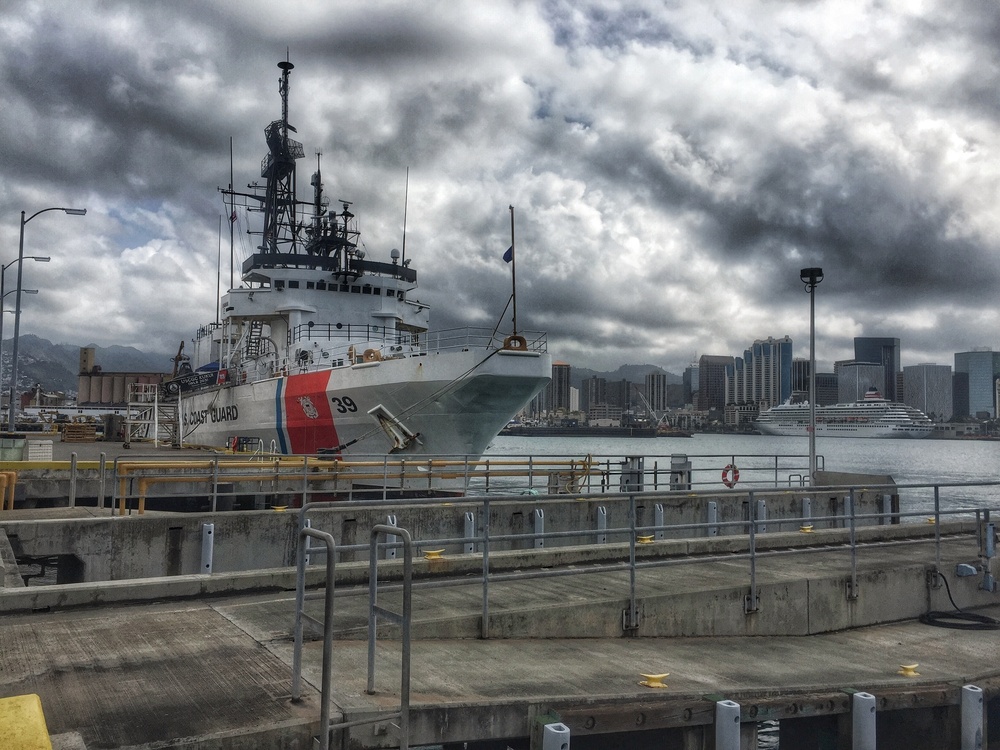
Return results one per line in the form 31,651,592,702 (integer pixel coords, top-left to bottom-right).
1,0,999,374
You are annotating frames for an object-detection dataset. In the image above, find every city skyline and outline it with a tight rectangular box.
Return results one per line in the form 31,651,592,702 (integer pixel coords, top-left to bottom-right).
3,3,1000,375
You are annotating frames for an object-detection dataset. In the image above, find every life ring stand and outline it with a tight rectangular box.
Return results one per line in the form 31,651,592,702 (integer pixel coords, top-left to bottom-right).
502,335,527,351
362,348,383,362
721,464,740,488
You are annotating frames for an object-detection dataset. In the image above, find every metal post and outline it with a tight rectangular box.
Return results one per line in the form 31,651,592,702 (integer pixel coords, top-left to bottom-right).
962,684,984,750
852,692,876,750
94,452,106,509
715,700,740,749
533,508,544,549
464,511,476,554
201,523,214,573
756,498,767,534
801,496,812,530
596,505,607,544
210,456,219,513
385,514,398,560
481,498,491,639
654,502,664,540
625,493,639,630
68,451,77,507
800,267,823,484
706,500,719,537
848,488,858,599
934,485,942,573
746,491,758,613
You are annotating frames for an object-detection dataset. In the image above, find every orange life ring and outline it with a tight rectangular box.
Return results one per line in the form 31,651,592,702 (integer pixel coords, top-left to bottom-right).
721,464,739,488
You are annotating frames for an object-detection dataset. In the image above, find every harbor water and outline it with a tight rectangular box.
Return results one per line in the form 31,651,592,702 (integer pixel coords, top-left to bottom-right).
487,432,1000,517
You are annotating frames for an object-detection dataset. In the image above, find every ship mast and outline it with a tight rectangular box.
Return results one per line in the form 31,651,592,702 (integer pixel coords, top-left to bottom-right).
260,60,304,254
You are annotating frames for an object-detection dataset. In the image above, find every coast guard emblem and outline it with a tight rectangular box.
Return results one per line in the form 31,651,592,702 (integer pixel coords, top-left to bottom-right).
297,396,320,419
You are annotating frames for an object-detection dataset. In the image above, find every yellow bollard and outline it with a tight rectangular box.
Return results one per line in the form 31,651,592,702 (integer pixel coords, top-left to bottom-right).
898,663,920,677
423,549,445,560
639,673,669,688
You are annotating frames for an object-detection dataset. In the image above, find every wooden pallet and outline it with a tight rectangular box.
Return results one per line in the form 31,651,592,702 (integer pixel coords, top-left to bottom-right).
62,423,97,443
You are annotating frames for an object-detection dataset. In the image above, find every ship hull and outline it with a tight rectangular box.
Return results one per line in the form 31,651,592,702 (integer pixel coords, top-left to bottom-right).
755,422,933,439
179,348,550,456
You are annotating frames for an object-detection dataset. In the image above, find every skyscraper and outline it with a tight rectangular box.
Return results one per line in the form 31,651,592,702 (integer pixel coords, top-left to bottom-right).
854,337,901,402
903,363,952,422
699,354,734,411
954,350,1000,418
835,360,884,402
548,361,572,414
644,372,668,413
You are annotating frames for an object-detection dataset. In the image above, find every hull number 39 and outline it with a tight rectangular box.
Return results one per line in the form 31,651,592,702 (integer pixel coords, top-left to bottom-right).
330,396,358,414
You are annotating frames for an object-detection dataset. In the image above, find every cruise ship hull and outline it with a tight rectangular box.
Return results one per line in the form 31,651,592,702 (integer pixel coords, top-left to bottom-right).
755,422,933,439
179,348,551,456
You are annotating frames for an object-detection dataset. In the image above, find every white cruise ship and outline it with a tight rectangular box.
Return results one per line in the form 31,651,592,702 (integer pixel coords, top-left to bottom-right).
754,388,934,439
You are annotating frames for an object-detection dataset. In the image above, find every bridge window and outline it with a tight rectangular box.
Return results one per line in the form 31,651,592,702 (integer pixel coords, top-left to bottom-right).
306,282,315,290
351,285,361,293
386,289,396,298
317,282,327,290
289,281,300,289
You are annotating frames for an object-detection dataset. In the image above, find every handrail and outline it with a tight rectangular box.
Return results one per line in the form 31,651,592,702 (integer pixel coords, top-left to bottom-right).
291,525,336,750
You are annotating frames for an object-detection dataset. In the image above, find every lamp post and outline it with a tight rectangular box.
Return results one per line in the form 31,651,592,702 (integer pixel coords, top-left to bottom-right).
8,207,86,432
800,267,824,482
0,257,48,412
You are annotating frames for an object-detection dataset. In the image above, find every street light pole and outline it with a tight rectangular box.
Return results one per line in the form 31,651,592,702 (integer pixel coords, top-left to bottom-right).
7,207,85,433
800,267,824,482
0,257,48,411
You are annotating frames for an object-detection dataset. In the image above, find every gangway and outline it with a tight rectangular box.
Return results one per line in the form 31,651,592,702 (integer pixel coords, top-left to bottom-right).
125,382,179,447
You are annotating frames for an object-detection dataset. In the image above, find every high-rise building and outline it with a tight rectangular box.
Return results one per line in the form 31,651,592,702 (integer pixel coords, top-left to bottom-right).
547,361,572,414
903,363,952,422
581,376,606,413
854,337,901,402
835,360,884,402
815,373,838,405
725,337,793,410
699,355,734,411
954,349,1000,418
644,372,668,413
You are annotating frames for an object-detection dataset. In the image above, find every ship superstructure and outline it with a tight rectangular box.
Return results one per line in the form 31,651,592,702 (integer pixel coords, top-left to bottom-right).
754,388,934,439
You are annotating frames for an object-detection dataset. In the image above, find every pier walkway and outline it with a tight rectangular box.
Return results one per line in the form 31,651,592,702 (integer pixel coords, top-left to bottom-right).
3,523,1000,749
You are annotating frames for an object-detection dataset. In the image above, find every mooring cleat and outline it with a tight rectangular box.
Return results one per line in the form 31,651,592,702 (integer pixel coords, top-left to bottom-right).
898,663,920,677
799,524,814,533
423,549,445,560
639,673,669,688
637,535,654,544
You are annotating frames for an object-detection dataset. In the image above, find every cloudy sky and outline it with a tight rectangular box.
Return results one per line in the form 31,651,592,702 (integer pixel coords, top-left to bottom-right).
2,0,999,375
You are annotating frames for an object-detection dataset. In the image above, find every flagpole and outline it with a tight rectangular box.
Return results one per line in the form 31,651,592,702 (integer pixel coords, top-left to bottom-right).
509,205,518,335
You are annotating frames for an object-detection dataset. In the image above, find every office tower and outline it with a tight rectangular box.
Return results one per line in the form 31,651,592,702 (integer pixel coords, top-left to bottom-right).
835,360,884,402
854,337,901,402
645,372,668,413
954,349,1000,418
903,363,952,422
699,355,734,411
548,361,571,413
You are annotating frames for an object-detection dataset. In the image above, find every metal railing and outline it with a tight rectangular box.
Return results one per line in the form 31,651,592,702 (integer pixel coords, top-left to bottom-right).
99,452,836,514
290,481,999,638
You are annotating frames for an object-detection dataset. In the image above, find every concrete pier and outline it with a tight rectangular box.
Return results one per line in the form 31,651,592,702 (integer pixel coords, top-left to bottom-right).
2,513,1000,748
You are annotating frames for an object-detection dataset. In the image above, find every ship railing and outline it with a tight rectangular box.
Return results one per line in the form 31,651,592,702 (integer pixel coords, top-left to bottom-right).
288,324,547,355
